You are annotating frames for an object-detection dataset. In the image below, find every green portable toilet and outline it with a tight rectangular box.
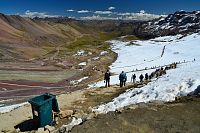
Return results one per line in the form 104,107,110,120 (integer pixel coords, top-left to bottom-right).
28,93,59,128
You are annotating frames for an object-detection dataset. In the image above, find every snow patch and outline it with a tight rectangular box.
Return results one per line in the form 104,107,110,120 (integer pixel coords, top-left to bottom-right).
74,50,92,56
0,102,28,114
70,77,89,85
100,51,108,56
92,57,100,60
78,62,87,66
74,50,86,56
61,117,82,132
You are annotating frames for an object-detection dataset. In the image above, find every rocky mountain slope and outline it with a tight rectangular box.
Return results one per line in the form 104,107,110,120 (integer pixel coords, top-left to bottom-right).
0,13,85,61
0,11,200,61
0,13,143,61
140,10,200,38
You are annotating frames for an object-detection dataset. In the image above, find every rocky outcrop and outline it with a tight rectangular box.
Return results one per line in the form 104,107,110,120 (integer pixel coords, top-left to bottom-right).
140,10,200,38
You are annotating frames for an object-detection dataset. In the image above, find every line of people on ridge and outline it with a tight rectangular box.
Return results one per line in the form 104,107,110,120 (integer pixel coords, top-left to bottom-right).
104,64,175,88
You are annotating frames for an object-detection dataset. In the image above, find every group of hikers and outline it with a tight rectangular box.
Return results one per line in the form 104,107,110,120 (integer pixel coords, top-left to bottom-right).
104,63,177,88
104,70,127,87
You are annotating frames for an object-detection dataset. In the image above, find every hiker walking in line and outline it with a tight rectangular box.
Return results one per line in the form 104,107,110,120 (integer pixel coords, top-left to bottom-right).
131,74,136,83
119,71,127,87
145,73,148,81
104,70,111,87
139,74,144,82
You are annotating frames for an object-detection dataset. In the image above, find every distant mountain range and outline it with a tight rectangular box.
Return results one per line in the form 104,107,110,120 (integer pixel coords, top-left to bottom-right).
0,11,200,61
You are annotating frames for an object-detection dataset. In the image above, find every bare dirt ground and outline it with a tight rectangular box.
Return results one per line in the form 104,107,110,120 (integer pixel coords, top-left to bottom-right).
0,89,85,132
72,96,200,133
1,77,200,133
0,82,138,132
0,47,116,105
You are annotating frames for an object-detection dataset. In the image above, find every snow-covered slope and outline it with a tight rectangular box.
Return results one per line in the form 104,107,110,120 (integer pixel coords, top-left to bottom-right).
141,11,200,38
92,32,200,113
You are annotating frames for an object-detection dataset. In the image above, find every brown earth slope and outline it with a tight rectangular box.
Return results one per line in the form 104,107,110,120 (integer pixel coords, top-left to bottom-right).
0,13,85,60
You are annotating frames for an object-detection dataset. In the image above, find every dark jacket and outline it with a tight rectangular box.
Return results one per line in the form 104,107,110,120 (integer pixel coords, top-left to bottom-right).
132,74,136,79
139,74,144,79
104,72,111,80
119,72,127,81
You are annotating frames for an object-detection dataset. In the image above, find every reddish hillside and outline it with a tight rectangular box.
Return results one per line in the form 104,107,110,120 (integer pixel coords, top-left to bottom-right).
0,13,83,60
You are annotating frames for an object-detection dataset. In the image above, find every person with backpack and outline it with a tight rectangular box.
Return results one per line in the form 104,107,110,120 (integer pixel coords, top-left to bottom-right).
104,70,111,87
131,74,136,83
139,74,144,82
119,71,127,87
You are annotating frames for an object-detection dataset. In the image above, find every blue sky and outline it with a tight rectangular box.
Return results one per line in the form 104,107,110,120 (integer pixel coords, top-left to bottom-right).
0,0,200,19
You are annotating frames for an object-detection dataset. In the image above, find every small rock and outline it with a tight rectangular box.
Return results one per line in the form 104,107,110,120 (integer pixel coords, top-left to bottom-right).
127,105,139,110
86,113,97,120
87,106,93,113
45,125,55,132
1,129,10,133
175,96,182,101
55,117,59,125
88,92,96,96
15,128,20,132
36,128,45,133
150,100,164,105
74,109,84,114
137,102,148,108
58,126,66,133
115,108,124,113
137,84,143,88
73,112,87,118
73,105,82,109
59,110,74,119
65,125,74,132
80,100,85,104
150,107,158,111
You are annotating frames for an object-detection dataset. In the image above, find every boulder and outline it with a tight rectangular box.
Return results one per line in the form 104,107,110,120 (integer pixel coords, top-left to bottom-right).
115,108,124,113
44,125,55,132
72,110,87,118
59,110,74,119
126,105,139,110
86,113,97,120
36,128,49,133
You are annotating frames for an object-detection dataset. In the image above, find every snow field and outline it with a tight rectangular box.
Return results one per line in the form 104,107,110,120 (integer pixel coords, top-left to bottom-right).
92,33,200,113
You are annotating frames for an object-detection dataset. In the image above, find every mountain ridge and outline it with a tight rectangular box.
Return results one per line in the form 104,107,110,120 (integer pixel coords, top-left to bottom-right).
141,10,200,38
0,10,200,61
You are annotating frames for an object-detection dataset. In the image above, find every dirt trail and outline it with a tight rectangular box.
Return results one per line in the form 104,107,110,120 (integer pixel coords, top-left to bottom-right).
0,82,140,132
0,89,85,132
49,34,84,60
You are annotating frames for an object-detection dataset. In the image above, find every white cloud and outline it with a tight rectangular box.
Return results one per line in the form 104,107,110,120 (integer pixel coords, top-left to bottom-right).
66,9,75,12
80,10,165,21
94,11,112,15
21,10,60,18
116,10,164,21
81,15,120,20
77,10,90,13
68,16,76,19
140,10,145,14
108,6,115,10
117,12,131,16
